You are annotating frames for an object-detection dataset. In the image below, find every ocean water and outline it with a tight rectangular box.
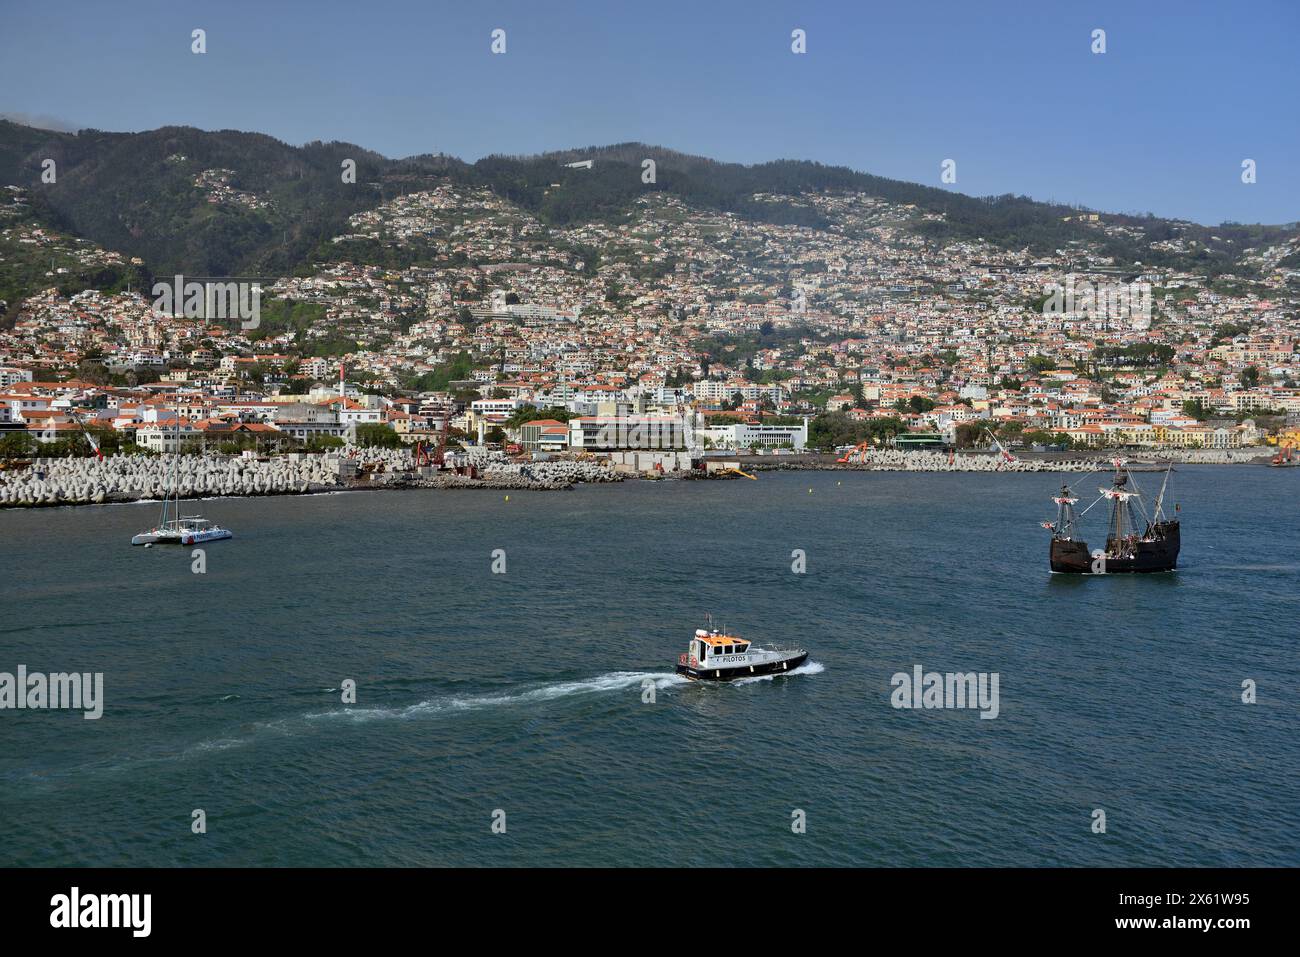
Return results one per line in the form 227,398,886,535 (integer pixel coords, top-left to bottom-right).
0,467,1296,867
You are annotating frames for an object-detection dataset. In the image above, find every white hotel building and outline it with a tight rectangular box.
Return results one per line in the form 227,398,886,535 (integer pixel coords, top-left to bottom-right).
698,420,809,450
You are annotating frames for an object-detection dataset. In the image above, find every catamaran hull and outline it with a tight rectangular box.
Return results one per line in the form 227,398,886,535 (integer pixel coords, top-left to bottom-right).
180,530,233,545
131,531,181,546
131,529,232,546
1050,524,1180,574
676,652,809,681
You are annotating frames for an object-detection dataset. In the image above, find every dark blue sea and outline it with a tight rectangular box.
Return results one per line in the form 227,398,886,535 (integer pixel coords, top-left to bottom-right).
1,467,1296,866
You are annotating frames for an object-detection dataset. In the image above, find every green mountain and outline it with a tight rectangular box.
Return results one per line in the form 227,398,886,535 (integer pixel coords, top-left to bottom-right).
0,193,146,312
0,120,426,280
1,120,1296,300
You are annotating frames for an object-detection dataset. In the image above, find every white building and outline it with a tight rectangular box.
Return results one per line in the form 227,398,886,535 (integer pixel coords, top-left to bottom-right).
470,398,524,427
699,420,809,450
136,422,201,452
569,414,697,451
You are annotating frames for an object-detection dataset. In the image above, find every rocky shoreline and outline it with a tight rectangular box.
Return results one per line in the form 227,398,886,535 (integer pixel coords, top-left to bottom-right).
0,446,1272,509
0,448,623,508
750,447,1269,473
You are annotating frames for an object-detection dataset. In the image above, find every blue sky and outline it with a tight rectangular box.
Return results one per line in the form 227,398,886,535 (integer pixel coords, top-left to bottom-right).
2,0,1296,225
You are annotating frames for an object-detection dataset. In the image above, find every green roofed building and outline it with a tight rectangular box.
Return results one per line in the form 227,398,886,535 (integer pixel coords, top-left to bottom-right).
894,432,945,450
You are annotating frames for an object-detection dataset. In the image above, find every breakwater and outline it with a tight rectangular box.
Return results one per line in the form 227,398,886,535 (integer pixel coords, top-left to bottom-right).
0,445,1269,507
752,448,1267,473
0,447,620,508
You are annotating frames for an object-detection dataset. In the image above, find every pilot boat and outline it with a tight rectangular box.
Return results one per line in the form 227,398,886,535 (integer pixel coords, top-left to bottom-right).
676,625,808,681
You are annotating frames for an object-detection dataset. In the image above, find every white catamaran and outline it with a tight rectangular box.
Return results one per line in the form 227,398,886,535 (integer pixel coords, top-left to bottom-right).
130,413,233,546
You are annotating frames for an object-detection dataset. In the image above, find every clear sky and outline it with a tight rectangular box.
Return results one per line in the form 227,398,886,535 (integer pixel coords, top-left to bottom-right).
2,0,1296,225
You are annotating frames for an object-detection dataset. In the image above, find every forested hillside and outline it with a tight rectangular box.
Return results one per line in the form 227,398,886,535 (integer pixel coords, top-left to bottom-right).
1,121,1295,300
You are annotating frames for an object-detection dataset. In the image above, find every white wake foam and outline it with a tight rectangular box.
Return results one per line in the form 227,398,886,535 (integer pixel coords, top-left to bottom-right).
305,671,688,723
732,660,825,685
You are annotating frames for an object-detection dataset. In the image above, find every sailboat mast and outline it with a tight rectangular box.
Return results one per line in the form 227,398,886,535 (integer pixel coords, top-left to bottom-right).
1054,485,1077,538
162,404,180,526
173,409,180,519
1153,462,1172,522
1108,462,1126,544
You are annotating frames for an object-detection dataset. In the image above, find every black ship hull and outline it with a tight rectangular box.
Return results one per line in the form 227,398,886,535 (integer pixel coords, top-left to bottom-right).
676,653,808,681
1050,521,1180,574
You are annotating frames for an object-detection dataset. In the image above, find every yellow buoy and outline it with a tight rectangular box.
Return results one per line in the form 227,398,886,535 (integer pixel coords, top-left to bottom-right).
504,494,510,502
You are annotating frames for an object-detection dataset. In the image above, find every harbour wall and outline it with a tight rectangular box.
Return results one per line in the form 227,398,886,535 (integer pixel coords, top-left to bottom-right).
750,448,1268,472
0,446,1270,508
0,448,620,508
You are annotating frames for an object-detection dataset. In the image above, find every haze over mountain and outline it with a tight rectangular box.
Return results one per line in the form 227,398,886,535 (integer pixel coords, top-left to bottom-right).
2,119,1297,303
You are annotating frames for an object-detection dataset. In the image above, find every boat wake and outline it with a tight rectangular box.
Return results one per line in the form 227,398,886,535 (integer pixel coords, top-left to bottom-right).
304,671,689,723
732,660,825,685
6,667,814,785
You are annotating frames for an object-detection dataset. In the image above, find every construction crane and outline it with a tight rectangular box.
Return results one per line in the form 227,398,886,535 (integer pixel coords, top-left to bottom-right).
433,407,452,467
984,427,1017,466
67,409,105,460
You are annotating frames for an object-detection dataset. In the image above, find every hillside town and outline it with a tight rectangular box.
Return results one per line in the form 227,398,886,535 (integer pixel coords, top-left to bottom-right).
2,180,1299,471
